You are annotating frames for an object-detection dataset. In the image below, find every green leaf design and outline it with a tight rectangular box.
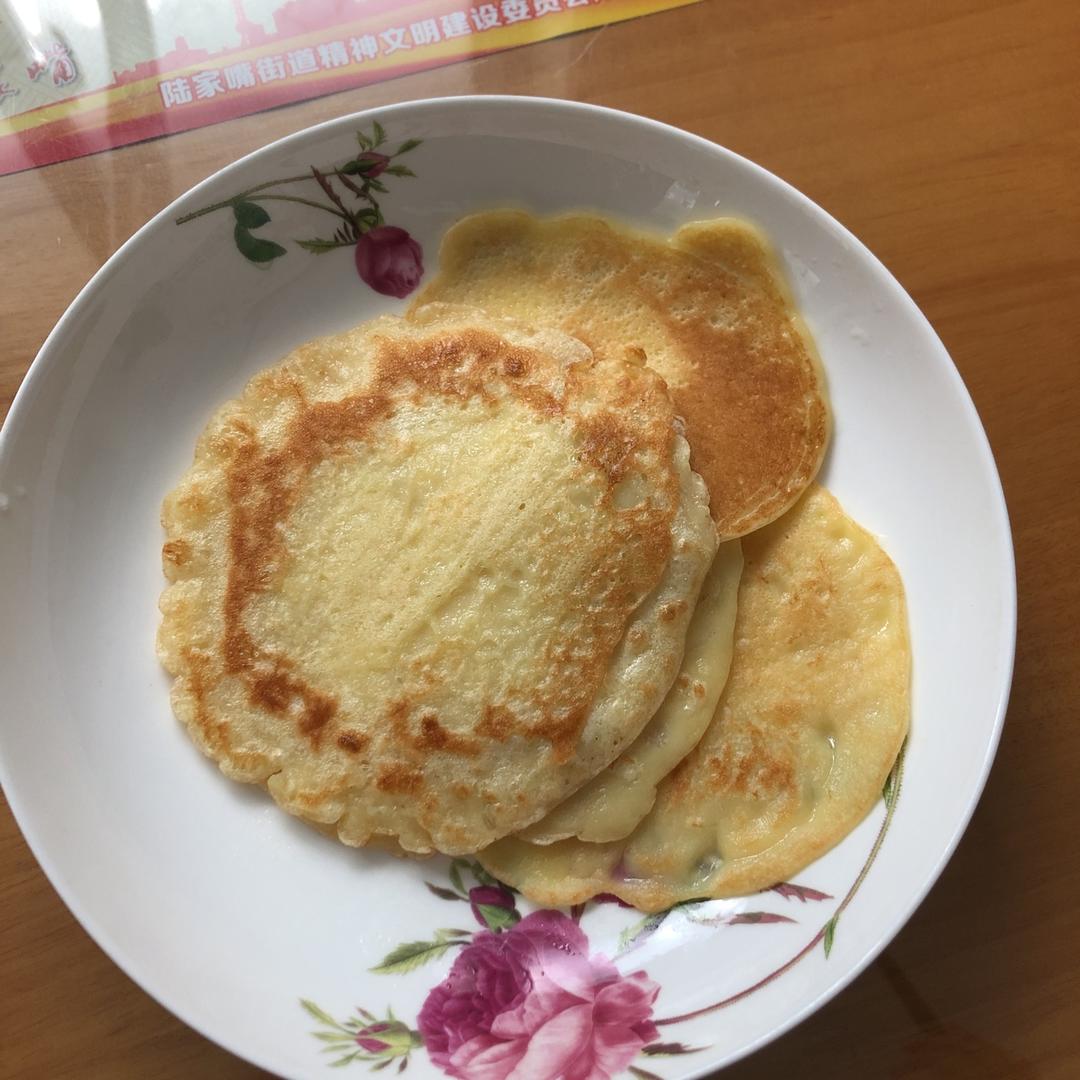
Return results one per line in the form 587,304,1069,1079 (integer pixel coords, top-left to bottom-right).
234,223,286,263
469,860,500,888
312,1031,352,1044
296,237,354,254
368,177,389,194
476,903,521,932
372,120,387,146
300,998,343,1029
232,199,271,228
449,860,467,896
371,938,454,974
396,138,422,155
823,915,838,957
357,130,373,150
617,911,669,956
330,1053,361,1067
882,744,905,809
426,882,464,902
371,929,463,974
658,899,711,927
384,164,416,178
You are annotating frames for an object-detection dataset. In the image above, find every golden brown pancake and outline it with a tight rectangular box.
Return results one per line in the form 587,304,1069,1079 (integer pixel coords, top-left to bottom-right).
413,211,830,538
517,539,743,845
158,306,717,855
480,485,910,909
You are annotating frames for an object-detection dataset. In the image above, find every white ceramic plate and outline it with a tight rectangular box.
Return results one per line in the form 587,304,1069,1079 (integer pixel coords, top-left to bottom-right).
0,97,1014,1078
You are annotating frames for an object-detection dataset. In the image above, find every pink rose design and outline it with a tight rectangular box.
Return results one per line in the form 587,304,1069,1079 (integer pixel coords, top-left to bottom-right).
418,911,659,1080
354,225,424,298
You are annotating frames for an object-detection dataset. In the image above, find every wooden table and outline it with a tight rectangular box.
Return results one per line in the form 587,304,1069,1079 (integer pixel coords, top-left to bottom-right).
3,1,1078,1076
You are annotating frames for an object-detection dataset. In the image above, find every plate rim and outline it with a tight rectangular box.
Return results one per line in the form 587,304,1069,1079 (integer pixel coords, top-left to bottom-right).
0,93,1017,1078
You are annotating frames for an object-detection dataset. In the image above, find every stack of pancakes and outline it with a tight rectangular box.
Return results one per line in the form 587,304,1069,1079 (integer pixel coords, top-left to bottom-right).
159,212,909,912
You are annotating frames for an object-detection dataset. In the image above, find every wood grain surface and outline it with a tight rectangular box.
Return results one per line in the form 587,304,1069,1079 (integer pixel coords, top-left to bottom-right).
2,0,1079,1076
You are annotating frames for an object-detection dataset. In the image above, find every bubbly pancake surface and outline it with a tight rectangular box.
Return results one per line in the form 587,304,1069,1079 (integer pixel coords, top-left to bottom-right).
518,539,743,845
413,211,830,539
480,485,910,909
158,307,716,855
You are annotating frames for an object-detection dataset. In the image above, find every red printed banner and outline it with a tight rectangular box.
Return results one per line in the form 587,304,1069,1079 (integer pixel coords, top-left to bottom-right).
0,0,698,177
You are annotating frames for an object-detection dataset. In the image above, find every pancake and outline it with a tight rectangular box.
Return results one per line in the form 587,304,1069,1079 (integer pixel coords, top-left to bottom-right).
517,539,743,845
480,485,910,910
412,211,830,539
158,306,717,855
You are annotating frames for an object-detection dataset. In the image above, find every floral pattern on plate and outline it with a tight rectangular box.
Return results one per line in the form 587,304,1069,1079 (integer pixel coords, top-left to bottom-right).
176,122,424,297
302,743,905,1077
